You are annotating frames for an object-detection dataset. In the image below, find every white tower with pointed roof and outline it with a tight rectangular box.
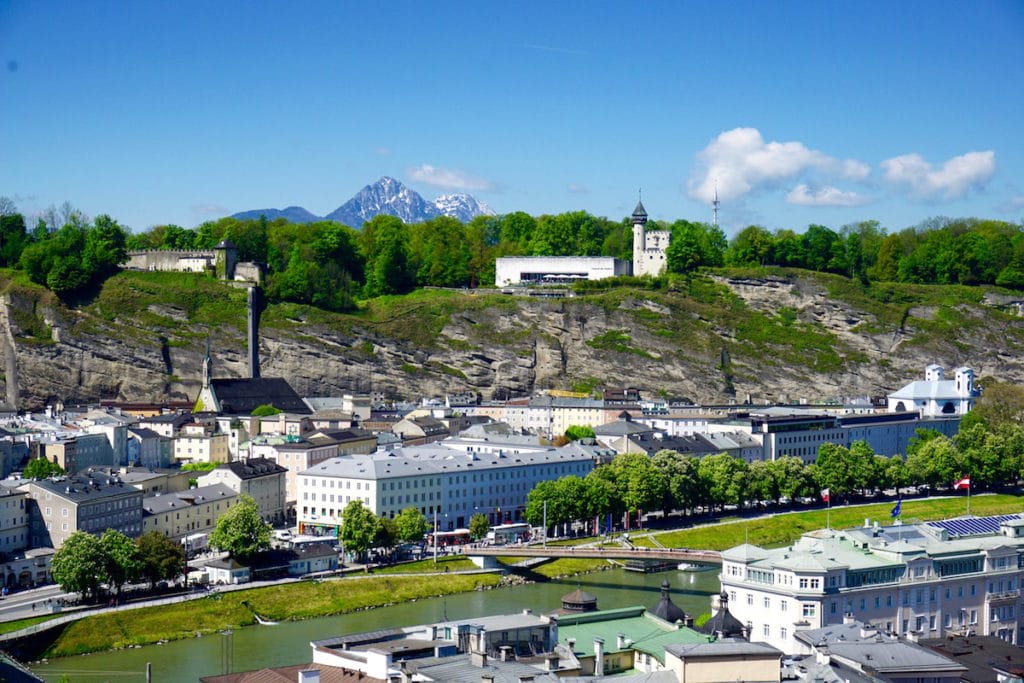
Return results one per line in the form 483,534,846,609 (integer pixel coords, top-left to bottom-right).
631,196,670,277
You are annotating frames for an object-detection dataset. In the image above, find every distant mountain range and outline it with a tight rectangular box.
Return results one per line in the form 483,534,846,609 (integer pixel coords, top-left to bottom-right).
231,177,495,227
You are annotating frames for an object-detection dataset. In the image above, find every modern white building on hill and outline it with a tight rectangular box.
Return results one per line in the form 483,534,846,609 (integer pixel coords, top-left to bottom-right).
887,364,978,417
494,256,630,287
720,514,1024,655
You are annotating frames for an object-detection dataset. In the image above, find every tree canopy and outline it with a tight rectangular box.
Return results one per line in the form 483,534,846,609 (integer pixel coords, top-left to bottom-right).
208,495,270,561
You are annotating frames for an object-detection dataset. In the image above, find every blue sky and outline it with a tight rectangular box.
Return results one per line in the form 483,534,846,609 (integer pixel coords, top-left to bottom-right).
1,0,1022,235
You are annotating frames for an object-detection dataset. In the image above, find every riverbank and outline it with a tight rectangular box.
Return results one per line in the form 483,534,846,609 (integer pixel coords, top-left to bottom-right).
35,572,502,659
26,492,1023,660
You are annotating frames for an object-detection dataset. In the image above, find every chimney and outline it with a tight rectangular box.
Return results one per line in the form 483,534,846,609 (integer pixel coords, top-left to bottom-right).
500,645,512,662
297,670,320,683
546,655,559,671
471,650,488,668
843,612,856,625
617,632,626,649
594,637,605,677
567,637,576,651
481,676,494,683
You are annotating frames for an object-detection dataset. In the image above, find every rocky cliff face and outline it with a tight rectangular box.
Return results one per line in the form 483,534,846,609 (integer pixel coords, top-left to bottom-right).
4,272,1023,410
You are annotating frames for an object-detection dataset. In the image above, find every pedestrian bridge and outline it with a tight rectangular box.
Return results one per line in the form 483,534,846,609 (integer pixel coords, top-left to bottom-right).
464,545,721,570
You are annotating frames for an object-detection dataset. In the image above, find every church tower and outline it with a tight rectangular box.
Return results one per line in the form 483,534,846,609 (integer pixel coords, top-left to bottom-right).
631,197,648,277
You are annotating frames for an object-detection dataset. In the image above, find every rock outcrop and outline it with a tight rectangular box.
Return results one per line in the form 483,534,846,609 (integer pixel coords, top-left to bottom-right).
4,271,1024,410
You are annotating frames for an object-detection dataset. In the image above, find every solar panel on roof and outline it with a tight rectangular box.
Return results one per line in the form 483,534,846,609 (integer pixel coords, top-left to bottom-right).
927,514,1021,537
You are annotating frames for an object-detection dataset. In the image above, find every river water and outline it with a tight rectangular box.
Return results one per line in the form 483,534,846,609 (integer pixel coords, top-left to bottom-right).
30,568,720,682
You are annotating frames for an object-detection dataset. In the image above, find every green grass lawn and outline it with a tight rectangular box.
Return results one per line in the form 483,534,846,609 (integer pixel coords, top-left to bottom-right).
0,613,61,635
633,494,1023,551
369,555,477,574
44,572,501,658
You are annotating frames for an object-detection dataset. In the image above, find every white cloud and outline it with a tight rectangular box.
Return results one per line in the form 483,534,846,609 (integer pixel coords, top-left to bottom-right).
786,184,870,207
567,183,589,194
375,147,391,156
687,127,869,203
880,150,995,200
408,164,492,191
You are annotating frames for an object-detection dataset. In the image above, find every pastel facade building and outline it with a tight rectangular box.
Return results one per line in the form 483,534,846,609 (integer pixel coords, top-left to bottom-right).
719,514,1024,655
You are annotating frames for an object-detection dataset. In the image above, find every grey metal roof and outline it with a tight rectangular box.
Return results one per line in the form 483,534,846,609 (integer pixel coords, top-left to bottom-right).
30,471,141,503
665,637,782,659
632,200,647,218
143,483,235,514
827,641,966,674
408,654,559,683
220,457,288,480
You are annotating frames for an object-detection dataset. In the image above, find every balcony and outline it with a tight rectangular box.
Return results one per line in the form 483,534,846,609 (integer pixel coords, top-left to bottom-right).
986,589,1020,604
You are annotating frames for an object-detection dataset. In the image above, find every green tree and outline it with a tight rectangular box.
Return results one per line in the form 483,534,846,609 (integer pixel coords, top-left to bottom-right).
394,506,429,544
250,404,282,416
23,457,64,479
767,456,814,501
136,531,185,589
697,453,749,510
374,516,398,554
340,500,378,567
652,449,699,513
52,531,106,599
469,512,490,541
906,435,961,488
208,495,270,561
564,425,596,441
100,529,143,597
609,453,667,514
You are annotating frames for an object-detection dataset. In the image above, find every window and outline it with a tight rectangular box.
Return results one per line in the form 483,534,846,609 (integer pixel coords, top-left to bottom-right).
780,600,787,612
802,604,816,618
747,593,753,605
763,597,770,609
763,624,770,638
779,627,787,640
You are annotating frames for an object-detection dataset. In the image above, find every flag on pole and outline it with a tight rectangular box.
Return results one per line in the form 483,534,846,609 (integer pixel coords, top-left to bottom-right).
891,498,902,518
953,477,971,490
820,488,830,503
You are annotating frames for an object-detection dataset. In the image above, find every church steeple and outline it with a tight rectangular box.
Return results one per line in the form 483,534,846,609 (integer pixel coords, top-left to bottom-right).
631,189,648,226
201,337,212,390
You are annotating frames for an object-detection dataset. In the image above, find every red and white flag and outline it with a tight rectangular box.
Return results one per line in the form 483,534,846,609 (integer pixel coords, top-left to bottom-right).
820,488,831,503
954,477,971,490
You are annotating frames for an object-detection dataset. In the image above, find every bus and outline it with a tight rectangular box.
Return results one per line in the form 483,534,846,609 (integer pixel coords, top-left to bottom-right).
427,528,472,549
486,523,532,545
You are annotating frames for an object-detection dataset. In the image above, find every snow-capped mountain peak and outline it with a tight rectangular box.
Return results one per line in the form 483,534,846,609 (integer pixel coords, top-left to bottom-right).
433,193,496,222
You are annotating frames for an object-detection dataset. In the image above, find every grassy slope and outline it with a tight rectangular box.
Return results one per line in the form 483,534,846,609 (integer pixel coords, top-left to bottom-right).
634,494,1023,551
45,572,500,658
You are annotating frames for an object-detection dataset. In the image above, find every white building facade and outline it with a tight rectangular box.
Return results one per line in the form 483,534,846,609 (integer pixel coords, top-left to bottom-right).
888,365,978,417
296,440,595,537
494,256,631,287
720,515,1024,655
631,200,670,277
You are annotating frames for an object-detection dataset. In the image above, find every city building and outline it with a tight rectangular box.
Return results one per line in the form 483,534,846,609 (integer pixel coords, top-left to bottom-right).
126,427,172,469
795,619,966,682
198,457,288,524
172,422,229,464
243,435,338,510
39,433,114,474
750,409,960,464
719,514,1024,655
142,484,238,542
27,470,144,548
297,440,595,537
888,365,978,417
0,488,29,557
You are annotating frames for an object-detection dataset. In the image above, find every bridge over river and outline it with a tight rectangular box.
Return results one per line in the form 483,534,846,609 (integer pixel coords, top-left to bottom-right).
464,544,722,569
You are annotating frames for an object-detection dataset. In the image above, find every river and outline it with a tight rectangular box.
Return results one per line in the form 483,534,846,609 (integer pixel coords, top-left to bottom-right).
30,568,720,682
